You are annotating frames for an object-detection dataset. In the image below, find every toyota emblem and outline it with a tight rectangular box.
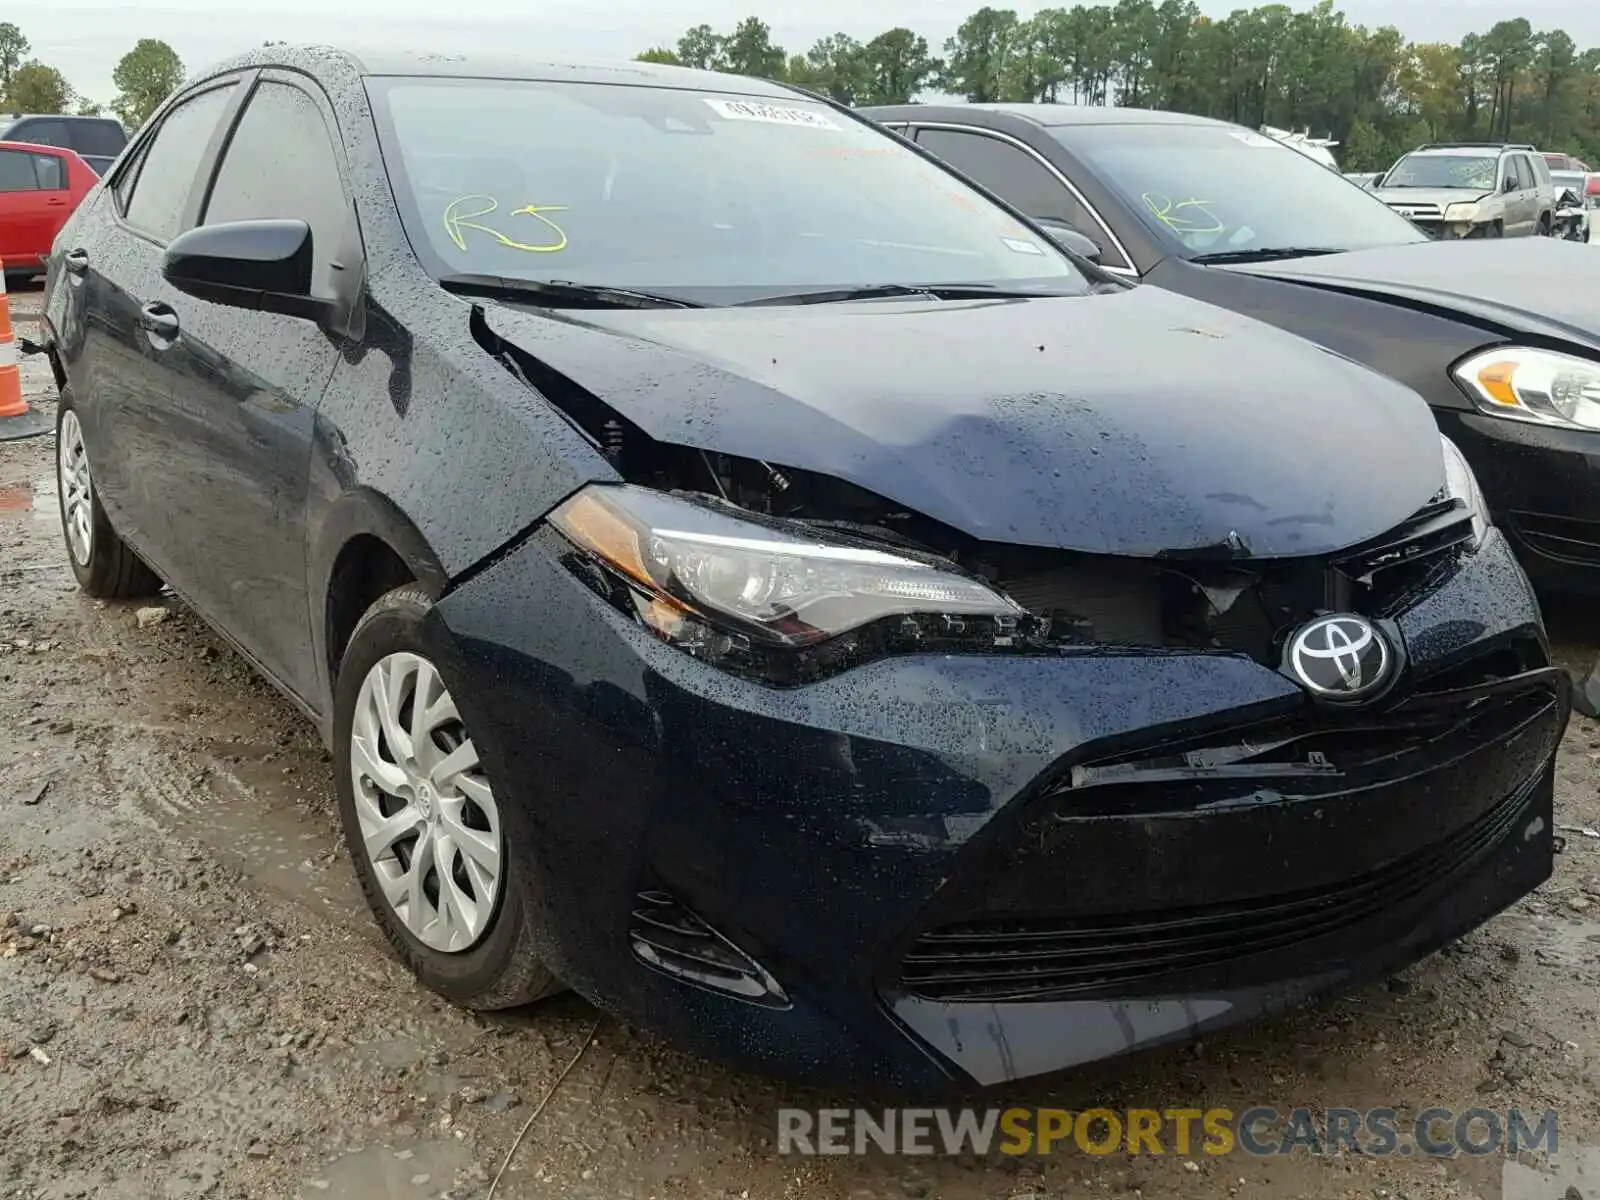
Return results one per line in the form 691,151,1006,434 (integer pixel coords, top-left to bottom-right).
1285,614,1394,701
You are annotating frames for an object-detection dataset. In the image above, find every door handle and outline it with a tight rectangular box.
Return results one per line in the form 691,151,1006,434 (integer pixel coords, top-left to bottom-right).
139,302,180,339
45,197,65,206
63,248,89,276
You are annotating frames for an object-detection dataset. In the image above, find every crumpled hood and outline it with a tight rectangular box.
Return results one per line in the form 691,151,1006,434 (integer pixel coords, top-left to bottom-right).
1371,186,1490,209
1224,238,1600,349
484,285,1445,557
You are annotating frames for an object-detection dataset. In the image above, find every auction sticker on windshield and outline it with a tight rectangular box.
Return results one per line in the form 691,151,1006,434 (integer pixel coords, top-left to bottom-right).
704,98,838,129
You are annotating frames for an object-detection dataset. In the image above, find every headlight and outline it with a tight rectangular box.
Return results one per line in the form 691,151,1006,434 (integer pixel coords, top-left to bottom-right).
1452,346,1600,430
1439,434,1488,544
1443,202,1480,222
550,485,1033,683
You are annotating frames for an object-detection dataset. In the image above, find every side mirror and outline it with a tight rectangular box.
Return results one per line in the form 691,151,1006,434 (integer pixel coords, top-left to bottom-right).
1501,176,1518,194
1032,217,1101,264
162,218,331,322
1370,173,1384,187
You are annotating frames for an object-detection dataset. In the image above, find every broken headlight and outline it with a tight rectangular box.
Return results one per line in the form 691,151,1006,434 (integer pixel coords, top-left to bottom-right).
1439,433,1488,545
550,484,1035,683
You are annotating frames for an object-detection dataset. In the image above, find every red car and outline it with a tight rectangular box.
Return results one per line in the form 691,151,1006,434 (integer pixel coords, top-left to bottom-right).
0,140,95,285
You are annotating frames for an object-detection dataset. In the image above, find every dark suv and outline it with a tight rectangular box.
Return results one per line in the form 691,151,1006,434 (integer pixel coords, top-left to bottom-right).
0,113,127,176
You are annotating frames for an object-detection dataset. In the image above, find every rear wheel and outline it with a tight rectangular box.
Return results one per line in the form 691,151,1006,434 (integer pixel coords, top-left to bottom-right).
333,585,564,1010
1538,213,1552,236
56,392,164,599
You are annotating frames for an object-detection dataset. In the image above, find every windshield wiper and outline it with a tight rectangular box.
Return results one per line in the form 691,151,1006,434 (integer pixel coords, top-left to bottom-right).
732,282,1076,307
1189,247,1347,264
438,273,702,309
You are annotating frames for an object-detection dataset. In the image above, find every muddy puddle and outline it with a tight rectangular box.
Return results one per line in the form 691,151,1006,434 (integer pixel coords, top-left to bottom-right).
1503,1140,1600,1197
108,732,370,936
0,475,56,522
301,1139,474,1199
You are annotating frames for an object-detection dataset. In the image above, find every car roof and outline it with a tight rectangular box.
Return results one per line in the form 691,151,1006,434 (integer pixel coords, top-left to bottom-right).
1,113,119,124
1405,147,1509,157
195,43,800,99
861,101,1229,129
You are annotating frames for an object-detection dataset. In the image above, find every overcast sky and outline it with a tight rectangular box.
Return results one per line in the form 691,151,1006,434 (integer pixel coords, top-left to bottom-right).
32,0,1600,107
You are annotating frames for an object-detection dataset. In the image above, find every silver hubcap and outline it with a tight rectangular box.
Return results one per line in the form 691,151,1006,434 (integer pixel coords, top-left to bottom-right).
58,411,93,566
350,652,503,953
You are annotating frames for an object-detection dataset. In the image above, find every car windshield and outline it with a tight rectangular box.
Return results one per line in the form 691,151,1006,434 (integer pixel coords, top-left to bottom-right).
1048,122,1425,258
367,76,1088,304
1381,153,1498,190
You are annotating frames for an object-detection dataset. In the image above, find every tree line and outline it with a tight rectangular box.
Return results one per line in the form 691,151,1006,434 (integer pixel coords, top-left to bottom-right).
636,2,1600,170
0,23,183,129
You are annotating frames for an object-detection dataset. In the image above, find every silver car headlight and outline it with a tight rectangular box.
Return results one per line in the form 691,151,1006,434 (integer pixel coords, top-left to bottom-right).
1443,202,1481,222
1439,434,1488,545
1452,346,1600,431
548,484,1034,684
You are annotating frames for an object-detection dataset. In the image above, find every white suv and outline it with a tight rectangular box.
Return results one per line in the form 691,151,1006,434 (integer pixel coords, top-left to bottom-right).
1370,143,1554,238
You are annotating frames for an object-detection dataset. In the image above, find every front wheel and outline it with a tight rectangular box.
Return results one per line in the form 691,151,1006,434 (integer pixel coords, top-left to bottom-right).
56,393,164,599
333,585,564,1010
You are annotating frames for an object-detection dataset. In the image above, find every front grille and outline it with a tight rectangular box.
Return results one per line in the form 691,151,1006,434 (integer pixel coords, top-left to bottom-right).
1510,510,1600,565
1388,203,1444,220
899,766,1538,1003
992,495,1475,663
894,648,1561,1004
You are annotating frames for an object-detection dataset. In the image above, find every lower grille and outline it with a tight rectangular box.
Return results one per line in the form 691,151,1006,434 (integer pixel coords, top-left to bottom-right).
1510,510,1600,565
899,767,1538,1003
895,654,1561,1004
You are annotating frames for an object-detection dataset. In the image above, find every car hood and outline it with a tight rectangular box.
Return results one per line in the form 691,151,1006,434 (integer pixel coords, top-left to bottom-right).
1221,238,1600,349
482,286,1444,557
1371,187,1490,208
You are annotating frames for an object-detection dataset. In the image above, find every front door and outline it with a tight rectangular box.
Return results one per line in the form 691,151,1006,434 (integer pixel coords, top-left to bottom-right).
141,73,355,698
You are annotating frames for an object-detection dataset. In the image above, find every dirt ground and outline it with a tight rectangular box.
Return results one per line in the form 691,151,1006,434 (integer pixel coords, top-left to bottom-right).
3,281,1600,1200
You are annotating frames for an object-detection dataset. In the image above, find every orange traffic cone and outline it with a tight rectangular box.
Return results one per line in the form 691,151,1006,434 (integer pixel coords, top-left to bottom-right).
0,263,22,420
0,260,49,441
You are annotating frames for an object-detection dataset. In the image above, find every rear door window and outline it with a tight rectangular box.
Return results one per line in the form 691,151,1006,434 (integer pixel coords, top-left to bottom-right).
121,84,236,241
31,152,64,190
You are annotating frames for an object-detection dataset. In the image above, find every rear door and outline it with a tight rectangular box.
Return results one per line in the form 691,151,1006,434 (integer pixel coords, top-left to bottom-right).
61,80,244,573
0,147,64,271
143,72,355,697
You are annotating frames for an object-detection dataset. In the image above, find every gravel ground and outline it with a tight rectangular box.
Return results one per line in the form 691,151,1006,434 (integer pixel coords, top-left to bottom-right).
4,281,1600,1200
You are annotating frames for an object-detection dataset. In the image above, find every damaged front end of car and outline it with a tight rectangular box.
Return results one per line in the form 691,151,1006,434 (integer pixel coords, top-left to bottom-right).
415,300,1569,1091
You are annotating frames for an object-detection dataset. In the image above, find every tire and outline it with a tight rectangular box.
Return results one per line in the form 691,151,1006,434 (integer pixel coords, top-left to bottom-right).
1487,221,1504,238
55,389,164,599
1538,214,1552,237
333,584,564,1010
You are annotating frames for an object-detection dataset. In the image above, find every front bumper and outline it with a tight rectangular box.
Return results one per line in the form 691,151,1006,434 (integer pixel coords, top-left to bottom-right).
426,525,1565,1092
1437,408,1600,595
